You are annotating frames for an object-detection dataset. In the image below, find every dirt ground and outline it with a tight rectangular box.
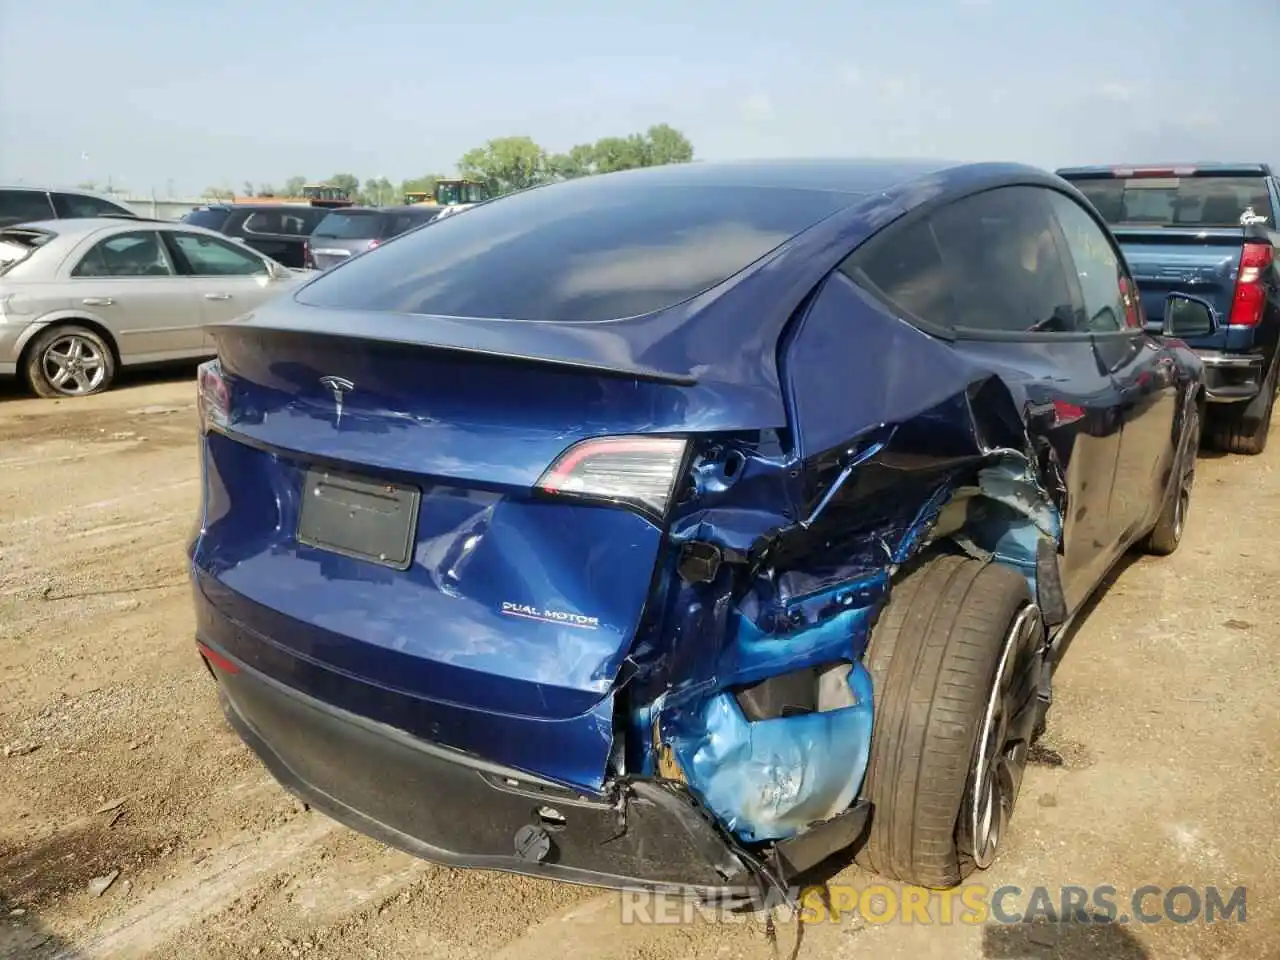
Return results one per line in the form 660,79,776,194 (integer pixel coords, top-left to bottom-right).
1,369,1277,960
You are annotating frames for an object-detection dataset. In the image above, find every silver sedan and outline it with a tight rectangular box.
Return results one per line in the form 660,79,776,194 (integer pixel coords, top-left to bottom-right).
0,217,308,398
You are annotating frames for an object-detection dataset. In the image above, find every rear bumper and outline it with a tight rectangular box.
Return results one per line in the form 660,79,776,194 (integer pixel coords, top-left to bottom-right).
206,642,757,893
1194,350,1266,403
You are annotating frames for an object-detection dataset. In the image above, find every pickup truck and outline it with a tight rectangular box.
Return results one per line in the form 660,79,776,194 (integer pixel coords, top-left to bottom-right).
1056,163,1280,454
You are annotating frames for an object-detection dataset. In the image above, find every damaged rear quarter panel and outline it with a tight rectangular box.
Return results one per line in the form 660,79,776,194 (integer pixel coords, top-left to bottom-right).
630,264,1065,846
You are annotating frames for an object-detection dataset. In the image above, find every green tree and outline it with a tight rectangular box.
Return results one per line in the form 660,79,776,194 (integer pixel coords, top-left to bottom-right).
643,123,694,165
361,177,395,206
458,136,548,196
202,186,234,200
546,143,596,180
282,175,307,197
327,173,361,200
400,174,444,202
543,124,694,181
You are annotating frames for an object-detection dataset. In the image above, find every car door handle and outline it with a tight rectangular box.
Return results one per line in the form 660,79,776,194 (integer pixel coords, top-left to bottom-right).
81,297,114,306
203,293,232,301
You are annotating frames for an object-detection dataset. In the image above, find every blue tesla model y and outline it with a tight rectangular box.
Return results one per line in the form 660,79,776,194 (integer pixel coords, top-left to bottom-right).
189,158,1207,894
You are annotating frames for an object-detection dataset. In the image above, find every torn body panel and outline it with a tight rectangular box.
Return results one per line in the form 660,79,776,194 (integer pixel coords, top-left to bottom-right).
629,407,1059,855
629,364,1066,857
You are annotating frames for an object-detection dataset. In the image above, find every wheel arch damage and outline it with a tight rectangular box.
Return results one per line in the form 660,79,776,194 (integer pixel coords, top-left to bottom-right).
612,281,1067,877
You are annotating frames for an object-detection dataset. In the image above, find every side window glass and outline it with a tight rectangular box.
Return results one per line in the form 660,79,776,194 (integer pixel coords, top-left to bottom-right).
0,189,56,227
72,231,174,278
52,193,134,218
1047,191,1136,331
170,232,269,276
844,186,1080,334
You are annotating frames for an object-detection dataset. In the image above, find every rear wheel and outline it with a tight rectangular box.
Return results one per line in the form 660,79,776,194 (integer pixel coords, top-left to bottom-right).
24,324,116,398
1206,362,1275,455
855,554,1044,888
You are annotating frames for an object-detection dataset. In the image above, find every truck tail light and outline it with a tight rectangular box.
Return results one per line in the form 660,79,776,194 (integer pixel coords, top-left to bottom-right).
1228,242,1273,327
537,436,689,521
302,239,315,269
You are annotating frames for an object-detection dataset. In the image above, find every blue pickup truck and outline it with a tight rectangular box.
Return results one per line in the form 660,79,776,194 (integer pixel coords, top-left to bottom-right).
1056,163,1280,454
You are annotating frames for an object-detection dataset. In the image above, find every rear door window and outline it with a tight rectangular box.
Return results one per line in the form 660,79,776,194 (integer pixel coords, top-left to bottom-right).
242,209,318,237
842,185,1080,335
312,211,386,239
1068,176,1274,228
297,183,853,322
0,189,56,227
50,192,135,219
72,231,175,277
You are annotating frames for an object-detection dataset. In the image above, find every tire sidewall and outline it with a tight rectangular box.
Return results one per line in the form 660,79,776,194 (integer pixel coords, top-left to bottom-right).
25,325,116,398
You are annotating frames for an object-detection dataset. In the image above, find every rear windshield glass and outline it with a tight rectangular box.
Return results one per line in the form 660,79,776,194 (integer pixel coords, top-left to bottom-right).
181,208,231,230
297,183,852,322
0,228,56,275
312,211,386,239
1067,176,1275,228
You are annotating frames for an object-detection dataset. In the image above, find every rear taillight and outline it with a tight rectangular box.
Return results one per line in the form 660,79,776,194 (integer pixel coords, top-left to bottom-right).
368,238,381,250
302,239,314,269
537,436,689,521
1228,242,1273,327
197,359,229,433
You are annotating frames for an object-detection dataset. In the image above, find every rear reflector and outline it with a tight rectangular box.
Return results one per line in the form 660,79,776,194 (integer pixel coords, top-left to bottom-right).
1228,242,1273,327
538,436,688,522
197,641,239,674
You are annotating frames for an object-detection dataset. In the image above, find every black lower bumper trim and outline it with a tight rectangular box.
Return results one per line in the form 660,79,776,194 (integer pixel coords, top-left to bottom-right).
213,649,752,893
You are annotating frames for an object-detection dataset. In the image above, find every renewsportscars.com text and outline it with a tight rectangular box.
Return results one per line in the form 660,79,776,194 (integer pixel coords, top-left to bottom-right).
619,883,1248,926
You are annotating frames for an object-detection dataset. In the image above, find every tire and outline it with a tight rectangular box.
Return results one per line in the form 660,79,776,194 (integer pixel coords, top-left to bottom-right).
1142,403,1200,556
23,324,116,398
1206,361,1275,455
855,553,1044,888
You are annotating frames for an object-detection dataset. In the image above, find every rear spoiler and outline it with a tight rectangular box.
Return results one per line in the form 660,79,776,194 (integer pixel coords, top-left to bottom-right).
207,304,700,387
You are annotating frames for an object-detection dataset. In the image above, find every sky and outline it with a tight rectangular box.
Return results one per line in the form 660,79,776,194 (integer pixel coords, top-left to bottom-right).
1,0,1276,197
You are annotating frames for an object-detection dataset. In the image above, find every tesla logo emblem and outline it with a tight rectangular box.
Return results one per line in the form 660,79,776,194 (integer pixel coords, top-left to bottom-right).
318,376,354,425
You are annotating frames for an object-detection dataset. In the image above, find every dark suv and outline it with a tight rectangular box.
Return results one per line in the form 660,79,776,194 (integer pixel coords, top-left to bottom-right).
0,185,138,227
180,203,330,269
307,205,442,269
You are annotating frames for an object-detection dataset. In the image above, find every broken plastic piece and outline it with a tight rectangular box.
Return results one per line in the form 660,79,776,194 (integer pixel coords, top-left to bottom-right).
667,661,873,842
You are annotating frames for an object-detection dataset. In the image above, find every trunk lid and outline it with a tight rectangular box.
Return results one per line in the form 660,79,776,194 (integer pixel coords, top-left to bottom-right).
192,310,747,788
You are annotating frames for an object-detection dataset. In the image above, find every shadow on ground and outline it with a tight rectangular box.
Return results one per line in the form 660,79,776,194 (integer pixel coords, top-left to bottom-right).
983,916,1150,958
0,361,200,405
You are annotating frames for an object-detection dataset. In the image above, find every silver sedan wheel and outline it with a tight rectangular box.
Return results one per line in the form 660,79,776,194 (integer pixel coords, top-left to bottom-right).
41,333,107,396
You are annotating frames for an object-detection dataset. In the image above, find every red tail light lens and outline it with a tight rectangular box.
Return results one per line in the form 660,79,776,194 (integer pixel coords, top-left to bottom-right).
1228,242,1273,327
537,436,689,521
302,239,314,269
196,359,229,433
368,238,381,250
